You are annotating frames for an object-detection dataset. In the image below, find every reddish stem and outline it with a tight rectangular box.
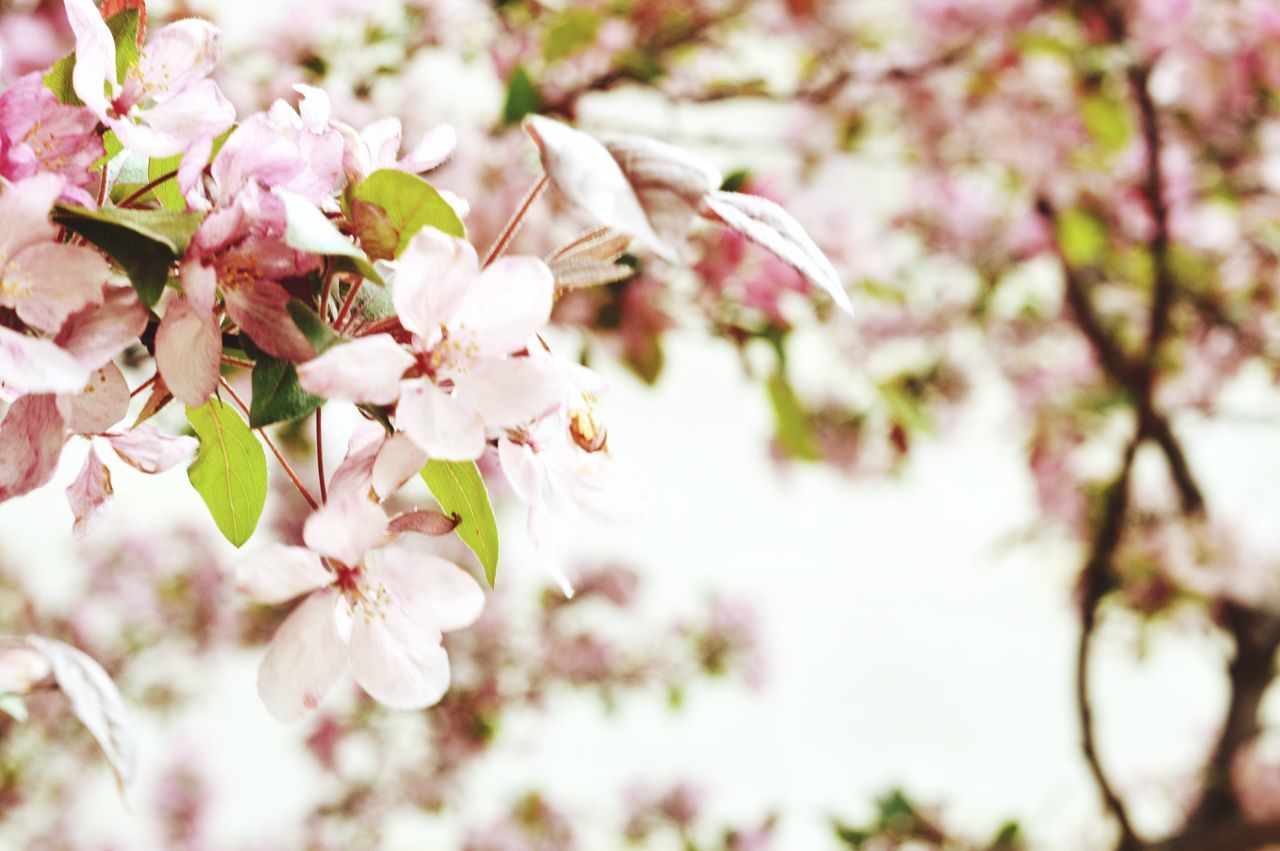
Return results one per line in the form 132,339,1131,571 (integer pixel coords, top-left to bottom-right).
481,173,549,268
219,378,320,511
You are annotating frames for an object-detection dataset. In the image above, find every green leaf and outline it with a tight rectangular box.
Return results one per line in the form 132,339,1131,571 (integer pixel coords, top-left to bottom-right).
249,354,323,428
147,154,186,210
1056,208,1108,267
420,460,500,585
1081,94,1132,151
53,205,204,306
285,300,341,354
274,188,385,284
186,399,268,548
345,169,465,260
502,66,542,127
106,10,141,81
766,369,821,461
543,8,601,62
44,54,80,105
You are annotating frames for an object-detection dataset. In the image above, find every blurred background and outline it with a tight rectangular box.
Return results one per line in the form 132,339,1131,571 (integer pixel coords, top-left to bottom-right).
4,0,1280,848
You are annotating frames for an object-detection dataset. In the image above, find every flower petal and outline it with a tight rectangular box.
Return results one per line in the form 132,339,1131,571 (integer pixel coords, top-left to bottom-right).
396,379,485,461
371,432,427,500
368,535,484,632
66,362,129,434
450,256,553,357
393,229,475,341
3,242,107,334
398,124,456,173
65,446,113,538
0,327,88,395
348,602,449,710
452,357,562,428
55,286,148,371
0,394,65,502
64,0,118,117
498,436,543,505
222,278,315,362
135,18,221,99
236,544,331,604
257,590,346,721
302,492,388,566
155,296,221,407
106,425,198,473
296,335,412,405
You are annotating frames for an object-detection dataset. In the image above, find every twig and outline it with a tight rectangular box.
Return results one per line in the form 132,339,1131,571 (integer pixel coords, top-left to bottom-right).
118,169,179,209
315,408,327,504
481,173,549,269
334,278,364,331
219,378,320,511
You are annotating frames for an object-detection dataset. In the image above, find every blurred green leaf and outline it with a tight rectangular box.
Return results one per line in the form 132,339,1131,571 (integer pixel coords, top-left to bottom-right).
1056,208,1107,267
767,369,822,461
502,66,542,127
543,8,601,62
1081,94,1132,151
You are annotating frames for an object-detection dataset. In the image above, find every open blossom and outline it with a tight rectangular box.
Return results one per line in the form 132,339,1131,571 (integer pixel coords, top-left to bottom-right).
0,74,103,205
236,494,485,720
298,228,563,460
64,0,234,187
334,118,456,184
209,85,343,206
0,173,108,334
157,183,319,406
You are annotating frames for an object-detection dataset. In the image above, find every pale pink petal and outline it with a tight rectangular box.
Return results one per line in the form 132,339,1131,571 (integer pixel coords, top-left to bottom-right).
397,124,456,173
235,544,331,604
371,432,426,499
359,117,402,169
0,394,65,502
4,242,108,333
178,134,213,199
66,363,129,434
498,437,543,505
396,379,485,461
65,446,112,538
392,229,475,341
155,297,221,407
106,426,198,473
135,19,222,99
222,279,314,362
0,327,89,395
368,536,484,632
112,80,236,158
528,502,574,597
452,357,562,428
0,173,61,257
55,286,148,371
257,590,346,721
325,420,384,500
64,0,117,117
296,335,412,405
450,256,553,356
302,493,388,566
0,645,52,693
179,260,218,315
347,602,449,710
293,84,331,133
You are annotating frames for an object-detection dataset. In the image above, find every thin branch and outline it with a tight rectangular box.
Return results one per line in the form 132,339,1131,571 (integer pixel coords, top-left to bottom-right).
1076,434,1144,851
481,173,549,269
118,169,179,209
315,407,327,504
334,278,364,331
219,378,320,512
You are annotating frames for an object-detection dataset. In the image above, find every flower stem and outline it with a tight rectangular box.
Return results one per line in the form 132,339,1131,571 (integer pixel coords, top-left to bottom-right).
219,378,320,511
315,407,328,504
334,278,364,331
481,172,549,268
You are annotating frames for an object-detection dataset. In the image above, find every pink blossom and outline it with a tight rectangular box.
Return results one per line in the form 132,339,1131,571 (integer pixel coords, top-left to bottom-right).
298,229,562,460
0,74,103,205
0,173,108,334
63,0,234,187
236,494,485,720
334,118,456,184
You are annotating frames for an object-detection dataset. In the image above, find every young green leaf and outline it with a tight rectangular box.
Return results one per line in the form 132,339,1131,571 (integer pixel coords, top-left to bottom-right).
766,369,821,461
420,460,500,586
502,66,542,127
346,169,465,260
147,153,186,210
186,399,268,547
285,300,341,354
53,205,204,306
249,354,323,428
273,188,385,284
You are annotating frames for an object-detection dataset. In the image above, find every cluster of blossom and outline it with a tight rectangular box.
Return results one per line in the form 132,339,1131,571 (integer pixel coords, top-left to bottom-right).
0,523,764,848
0,0,843,731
